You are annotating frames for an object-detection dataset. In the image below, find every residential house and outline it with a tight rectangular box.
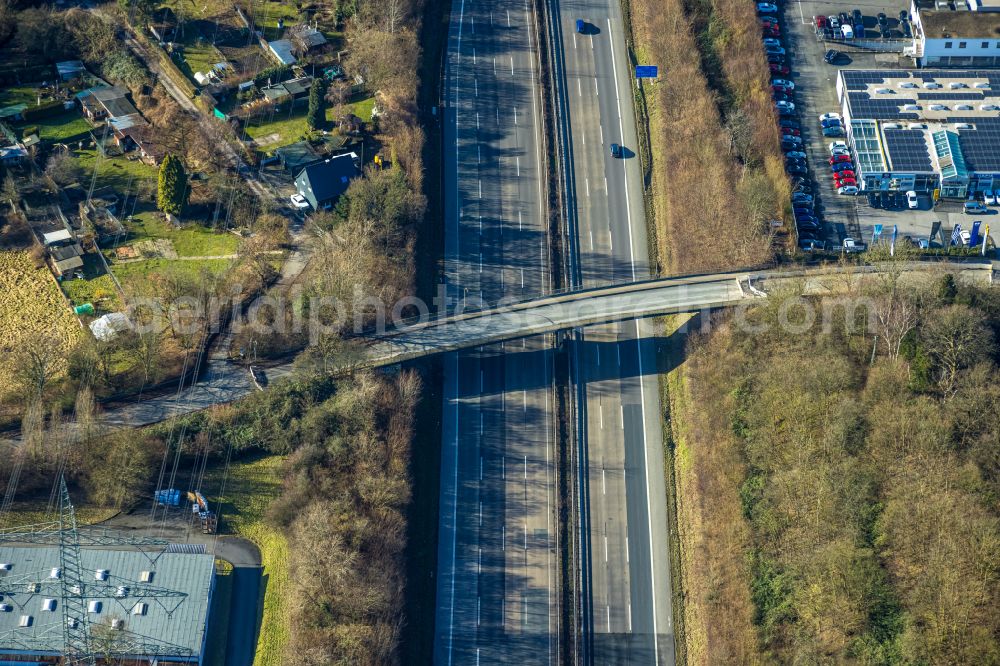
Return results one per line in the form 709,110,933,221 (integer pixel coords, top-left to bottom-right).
267,39,297,65
291,25,327,53
293,153,360,210
907,0,1000,66
79,86,138,122
115,125,166,165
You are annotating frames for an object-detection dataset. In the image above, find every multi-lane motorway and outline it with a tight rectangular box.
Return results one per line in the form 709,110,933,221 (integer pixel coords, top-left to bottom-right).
553,0,675,662
434,0,560,662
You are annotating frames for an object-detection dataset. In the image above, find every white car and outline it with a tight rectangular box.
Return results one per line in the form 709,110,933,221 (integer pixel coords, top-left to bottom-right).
843,237,866,252
290,193,311,209
838,185,859,195
757,2,778,13
984,190,997,205
772,78,795,90
906,190,919,209
775,101,795,113
828,140,849,154
960,229,972,246
819,112,842,123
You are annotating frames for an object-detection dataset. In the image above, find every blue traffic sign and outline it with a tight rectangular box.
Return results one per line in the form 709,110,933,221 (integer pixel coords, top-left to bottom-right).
635,65,659,79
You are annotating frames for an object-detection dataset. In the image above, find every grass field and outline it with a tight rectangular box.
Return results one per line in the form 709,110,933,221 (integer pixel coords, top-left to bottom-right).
0,85,41,108
0,503,117,529
242,110,308,150
203,454,289,666
0,251,81,403
173,39,228,86
74,149,158,195
17,112,93,145
122,210,240,257
109,257,233,293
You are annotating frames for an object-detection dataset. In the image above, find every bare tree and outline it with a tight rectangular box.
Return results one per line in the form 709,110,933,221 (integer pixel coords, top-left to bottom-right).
922,304,993,395
13,334,62,400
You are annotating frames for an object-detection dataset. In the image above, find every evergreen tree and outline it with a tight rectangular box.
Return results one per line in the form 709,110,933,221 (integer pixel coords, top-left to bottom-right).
307,79,326,131
157,154,187,216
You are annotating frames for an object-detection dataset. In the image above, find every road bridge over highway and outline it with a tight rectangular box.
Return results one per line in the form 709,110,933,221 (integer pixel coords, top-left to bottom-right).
357,260,994,369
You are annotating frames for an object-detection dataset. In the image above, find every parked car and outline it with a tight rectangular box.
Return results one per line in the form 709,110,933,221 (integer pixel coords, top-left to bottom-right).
906,190,919,209
800,239,827,252
964,201,989,214
772,78,795,90
761,18,780,28
767,54,786,64
780,127,801,136
815,15,828,28
765,45,786,56
984,190,996,205
834,171,856,181
779,118,800,129
877,12,887,25
770,63,791,75
781,134,803,144
792,195,814,205
838,185,860,195
822,126,844,137
842,237,866,252
772,84,792,95
831,162,854,172
763,26,780,37
899,9,908,21
821,118,843,129
824,49,842,64
819,112,841,123
775,100,796,113
902,22,912,38
835,177,858,188
787,164,809,175
828,15,840,29
290,193,310,209
757,2,778,13
829,154,852,164
773,93,793,104
829,141,849,153
852,9,863,23
785,150,807,159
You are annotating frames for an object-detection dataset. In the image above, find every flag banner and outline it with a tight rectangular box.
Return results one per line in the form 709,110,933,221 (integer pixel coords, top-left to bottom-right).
969,221,982,248
951,223,963,246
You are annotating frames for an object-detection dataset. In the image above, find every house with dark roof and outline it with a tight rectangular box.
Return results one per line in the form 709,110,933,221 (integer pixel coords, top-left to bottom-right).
293,153,360,209
79,86,138,122
291,25,328,52
275,140,321,174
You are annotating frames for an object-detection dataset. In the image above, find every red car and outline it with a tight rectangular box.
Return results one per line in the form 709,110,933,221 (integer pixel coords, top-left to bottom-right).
772,84,791,94
834,171,856,181
770,63,790,75
761,19,780,28
815,15,828,27
780,127,801,136
763,27,780,37
829,154,852,164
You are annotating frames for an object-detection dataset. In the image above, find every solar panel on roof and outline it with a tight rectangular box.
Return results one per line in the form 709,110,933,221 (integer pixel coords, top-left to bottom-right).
917,92,984,101
883,129,933,172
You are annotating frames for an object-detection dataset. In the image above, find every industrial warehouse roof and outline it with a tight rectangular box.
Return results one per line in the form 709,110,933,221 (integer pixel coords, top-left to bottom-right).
841,70,1000,173
0,546,214,661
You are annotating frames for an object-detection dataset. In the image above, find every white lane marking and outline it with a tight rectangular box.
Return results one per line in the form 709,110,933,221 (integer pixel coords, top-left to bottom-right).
620,404,624,428
582,131,585,145
585,177,589,197
479,215,482,233
611,15,662,656
477,597,481,626
494,57,497,76
589,230,594,250
607,606,611,632
523,390,527,411
478,180,482,198
604,176,607,191
573,32,577,48
480,456,483,480
478,145,481,163
599,403,604,429
604,534,608,561
626,536,630,562
502,456,505,479
518,210,522,230
600,125,604,144
471,15,474,32
479,252,482,273
628,603,632,632
578,78,582,97
507,9,511,26
609,228,613,252
602,468,606,494
595,78,599,95
476,112,480,130
446,0,465,656
520,268,524,288
479,501,482,526
478,548,482,574
480,369,484,392
514,106,517,124
516,156,520,177
524,455,527,479
474,77,478,96
510,56,514,76
473,47,476,64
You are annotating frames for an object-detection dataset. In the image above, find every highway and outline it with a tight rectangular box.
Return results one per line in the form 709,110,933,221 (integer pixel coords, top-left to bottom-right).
433,0,560,661
553,0,675,661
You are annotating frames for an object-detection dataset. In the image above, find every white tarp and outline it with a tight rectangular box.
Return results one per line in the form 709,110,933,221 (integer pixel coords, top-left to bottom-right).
89,312,132,341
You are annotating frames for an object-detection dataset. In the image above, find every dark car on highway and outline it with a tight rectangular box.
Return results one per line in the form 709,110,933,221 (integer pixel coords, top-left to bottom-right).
610,143,622,158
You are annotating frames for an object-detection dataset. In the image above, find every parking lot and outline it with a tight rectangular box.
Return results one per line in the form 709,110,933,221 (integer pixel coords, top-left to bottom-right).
767,0,999,253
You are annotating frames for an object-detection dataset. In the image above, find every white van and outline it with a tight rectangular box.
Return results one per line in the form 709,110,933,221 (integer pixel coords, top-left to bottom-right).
841,24,854,39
